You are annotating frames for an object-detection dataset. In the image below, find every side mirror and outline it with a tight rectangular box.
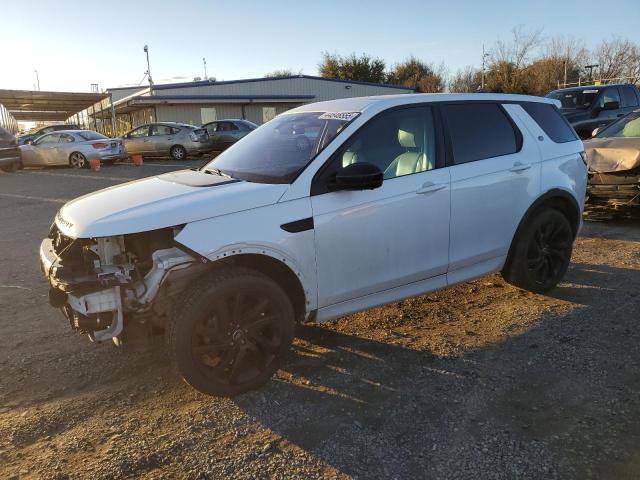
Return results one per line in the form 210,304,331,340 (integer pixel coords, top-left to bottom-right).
330,162,383,191
591,127,600,137
602,101,619,111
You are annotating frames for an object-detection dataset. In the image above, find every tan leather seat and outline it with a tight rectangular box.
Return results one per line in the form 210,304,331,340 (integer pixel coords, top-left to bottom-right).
342,139,362,167
384,119,432,179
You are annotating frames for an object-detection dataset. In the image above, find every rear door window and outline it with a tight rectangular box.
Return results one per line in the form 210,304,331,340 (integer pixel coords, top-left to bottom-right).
442,103,520,164
597,88,621,108
150,125,174,136
520,102,578,143
621,86,639,107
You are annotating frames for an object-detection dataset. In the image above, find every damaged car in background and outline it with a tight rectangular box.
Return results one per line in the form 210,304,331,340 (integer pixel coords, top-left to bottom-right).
584,109,640,209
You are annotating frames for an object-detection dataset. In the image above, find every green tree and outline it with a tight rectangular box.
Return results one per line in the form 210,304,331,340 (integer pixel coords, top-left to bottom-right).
319,52,387,83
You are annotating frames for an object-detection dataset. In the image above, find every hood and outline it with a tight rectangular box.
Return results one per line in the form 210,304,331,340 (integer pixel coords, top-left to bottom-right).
583,137,640,173
56,169,289,238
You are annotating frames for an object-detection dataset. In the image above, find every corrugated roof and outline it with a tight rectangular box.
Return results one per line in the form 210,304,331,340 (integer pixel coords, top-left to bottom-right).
0,89,109,121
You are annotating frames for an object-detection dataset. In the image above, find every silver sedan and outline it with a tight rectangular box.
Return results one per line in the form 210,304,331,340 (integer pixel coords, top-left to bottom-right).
20,130,127,168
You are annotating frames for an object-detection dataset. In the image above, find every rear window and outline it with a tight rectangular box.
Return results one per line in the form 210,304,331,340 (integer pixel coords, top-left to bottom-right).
78,131,107,141
442,103,520,164
520,102,579,143
621,86,639,107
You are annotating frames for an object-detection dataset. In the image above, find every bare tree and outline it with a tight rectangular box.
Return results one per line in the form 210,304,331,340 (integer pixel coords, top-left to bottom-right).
591,37,640,83
448,66,481,92
487,26,543,93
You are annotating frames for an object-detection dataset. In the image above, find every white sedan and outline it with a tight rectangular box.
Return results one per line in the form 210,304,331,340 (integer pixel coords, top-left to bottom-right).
20,130,127,168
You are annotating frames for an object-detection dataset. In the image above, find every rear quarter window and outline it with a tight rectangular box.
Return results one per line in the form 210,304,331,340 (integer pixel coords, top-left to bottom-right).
520,102,579,143
442,103,520,164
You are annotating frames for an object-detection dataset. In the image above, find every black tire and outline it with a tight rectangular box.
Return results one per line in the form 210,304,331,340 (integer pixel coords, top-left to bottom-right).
502,208,574,293
170,145,187,161
0,161,19,173
167,267,295,396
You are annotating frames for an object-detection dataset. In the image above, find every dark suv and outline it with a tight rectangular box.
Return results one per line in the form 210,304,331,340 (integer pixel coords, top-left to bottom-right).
0,127,21,173
546,84,640,139
18,124,81,145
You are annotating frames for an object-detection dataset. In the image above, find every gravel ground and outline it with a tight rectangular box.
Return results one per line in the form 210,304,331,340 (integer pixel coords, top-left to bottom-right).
1,163,639,479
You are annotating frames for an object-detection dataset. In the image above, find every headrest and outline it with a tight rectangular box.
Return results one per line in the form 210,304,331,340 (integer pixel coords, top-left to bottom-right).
398,119,423,149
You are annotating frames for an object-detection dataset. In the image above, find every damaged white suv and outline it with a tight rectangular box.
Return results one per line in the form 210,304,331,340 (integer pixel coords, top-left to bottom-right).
40,94,586,396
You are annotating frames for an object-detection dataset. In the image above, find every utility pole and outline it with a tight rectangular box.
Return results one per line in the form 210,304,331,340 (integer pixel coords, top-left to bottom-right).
144,45,154,93
203,57,208,80
481,44,489,90
584,64,599,83
34,70,40,91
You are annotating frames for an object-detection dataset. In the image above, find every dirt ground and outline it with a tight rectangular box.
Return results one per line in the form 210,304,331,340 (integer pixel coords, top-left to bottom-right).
1,164,639,479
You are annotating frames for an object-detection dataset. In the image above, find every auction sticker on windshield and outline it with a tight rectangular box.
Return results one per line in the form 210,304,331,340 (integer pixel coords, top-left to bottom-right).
318,112,360,121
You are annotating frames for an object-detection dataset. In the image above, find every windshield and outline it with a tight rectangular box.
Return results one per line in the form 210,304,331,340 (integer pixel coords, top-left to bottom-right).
547,89,599,110
597,111,640,138
203,111,357,183
78,131,107,141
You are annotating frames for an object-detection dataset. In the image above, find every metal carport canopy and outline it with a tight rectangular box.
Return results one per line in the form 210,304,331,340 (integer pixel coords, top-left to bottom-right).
0,89,109,121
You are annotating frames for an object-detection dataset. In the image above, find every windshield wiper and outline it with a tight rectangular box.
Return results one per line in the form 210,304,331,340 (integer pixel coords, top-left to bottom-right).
203,167,233,179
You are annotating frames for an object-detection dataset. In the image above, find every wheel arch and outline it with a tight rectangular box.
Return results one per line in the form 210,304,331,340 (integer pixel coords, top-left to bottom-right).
504,188,581,271
200,252,309,323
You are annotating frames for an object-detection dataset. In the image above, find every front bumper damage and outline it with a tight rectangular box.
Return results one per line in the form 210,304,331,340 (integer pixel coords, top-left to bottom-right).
587,168,640,207
40,229,198,344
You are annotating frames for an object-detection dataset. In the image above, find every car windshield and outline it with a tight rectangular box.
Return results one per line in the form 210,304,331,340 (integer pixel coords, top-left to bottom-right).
78,131,108,141
547,89,599,110
597,111,640,138
203,111,357,183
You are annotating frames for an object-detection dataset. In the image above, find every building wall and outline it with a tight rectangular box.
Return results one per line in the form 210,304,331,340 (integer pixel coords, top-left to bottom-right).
154,102,301,125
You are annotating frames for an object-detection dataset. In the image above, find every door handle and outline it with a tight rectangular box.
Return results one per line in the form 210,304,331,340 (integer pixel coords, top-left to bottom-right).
416,182,447,194
509,162,531,173
617,113,624,117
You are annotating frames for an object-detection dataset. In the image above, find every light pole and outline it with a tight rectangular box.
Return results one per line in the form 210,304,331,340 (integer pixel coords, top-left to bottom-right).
584,64,599,83
203,57,208,80
143,45,154,92
34,70,40,91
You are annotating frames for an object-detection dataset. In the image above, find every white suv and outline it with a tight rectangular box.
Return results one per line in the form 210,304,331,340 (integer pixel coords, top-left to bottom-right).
40,94,586,396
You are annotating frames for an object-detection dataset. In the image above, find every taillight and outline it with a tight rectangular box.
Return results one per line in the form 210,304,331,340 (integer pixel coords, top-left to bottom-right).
92,142,109,149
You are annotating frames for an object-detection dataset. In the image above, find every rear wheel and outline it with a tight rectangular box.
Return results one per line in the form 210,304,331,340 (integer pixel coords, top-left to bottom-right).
502,208,574,293
167,267,295,396
170,145,187,161
69,152,87,168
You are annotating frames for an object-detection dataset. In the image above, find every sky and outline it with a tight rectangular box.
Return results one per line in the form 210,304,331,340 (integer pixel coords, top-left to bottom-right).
1,0,640,93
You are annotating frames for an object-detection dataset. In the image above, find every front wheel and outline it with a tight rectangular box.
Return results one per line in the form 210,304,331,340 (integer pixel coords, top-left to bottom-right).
69,152,87,168
167,268,295,396
170,145,187,161
0,161,20,173
502,208,574,293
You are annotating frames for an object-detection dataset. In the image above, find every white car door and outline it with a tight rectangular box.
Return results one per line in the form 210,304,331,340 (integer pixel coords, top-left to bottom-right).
442,102,541,284
311,106,450,308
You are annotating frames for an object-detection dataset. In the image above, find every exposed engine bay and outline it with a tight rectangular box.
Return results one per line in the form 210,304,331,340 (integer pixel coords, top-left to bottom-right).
40,224,207,344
